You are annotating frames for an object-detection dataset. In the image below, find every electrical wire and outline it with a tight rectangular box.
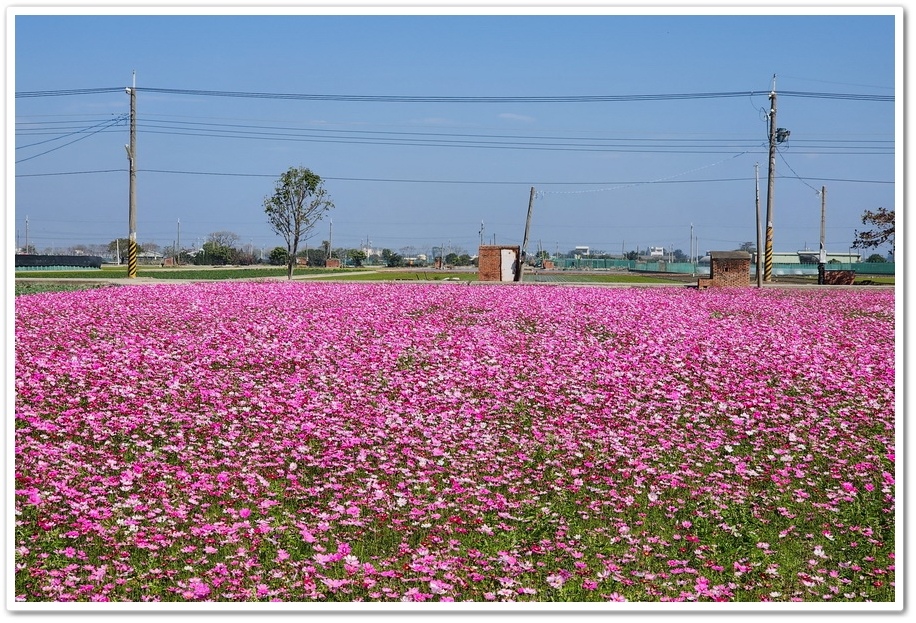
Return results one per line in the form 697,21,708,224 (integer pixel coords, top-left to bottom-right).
15,115,128,164
15,86,894,102
14,167,894,186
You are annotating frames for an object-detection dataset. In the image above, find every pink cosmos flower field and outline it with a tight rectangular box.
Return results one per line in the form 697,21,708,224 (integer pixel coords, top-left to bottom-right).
14,282,895,603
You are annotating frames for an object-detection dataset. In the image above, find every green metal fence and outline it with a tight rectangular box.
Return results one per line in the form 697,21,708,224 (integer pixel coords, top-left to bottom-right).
547,257,894,276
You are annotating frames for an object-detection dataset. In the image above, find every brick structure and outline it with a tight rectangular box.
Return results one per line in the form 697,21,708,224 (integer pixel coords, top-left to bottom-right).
698,251,751,288
478,245,519,282
325,258,341,268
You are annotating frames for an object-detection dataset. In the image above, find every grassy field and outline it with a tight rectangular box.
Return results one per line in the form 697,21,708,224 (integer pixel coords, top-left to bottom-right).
14,265,894,296
14,265,356,281
15,266,687,286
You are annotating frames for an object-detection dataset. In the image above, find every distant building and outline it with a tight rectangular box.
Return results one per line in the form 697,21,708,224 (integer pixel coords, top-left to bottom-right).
648,246,665,257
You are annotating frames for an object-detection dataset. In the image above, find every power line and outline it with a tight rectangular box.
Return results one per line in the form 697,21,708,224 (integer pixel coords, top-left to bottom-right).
15,86,894,102
14,115,128,164
14,167,894,186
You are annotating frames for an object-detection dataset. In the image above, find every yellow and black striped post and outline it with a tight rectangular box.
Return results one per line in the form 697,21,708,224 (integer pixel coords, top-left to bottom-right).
126,77,138,278
127,237,138,278
763,77,778,282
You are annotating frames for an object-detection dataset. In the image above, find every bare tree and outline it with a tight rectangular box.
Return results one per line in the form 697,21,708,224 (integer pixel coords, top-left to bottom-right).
207,231,241,249
264,167,334,279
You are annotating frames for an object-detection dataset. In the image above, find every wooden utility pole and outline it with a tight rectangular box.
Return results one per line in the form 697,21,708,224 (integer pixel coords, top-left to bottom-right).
126,72,138,278
515,186,535,281
763,75,777,282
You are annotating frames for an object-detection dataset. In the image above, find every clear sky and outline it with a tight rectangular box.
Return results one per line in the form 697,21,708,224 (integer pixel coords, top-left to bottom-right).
9,4,900,261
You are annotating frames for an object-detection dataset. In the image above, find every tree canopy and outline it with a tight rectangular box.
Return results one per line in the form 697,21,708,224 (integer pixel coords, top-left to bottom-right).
852,207,894,251
264,167,334,279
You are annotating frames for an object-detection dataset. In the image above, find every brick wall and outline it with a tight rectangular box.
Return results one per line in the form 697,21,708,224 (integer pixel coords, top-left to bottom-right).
709,257,750,287
325,258,341,268
478,246,504,281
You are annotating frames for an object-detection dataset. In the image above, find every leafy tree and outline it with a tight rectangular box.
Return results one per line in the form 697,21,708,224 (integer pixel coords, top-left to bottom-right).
199,241,233,265
264,167,334,280
347,249,368,267
866,253,888,263
625,251,639,261
269,246,289,266
302,248,326,267
381,249,404,267
853,207,894,250
107,238,144,259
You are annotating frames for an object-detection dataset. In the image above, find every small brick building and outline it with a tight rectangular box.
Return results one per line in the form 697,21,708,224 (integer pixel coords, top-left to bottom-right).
478,245,520,282
698,251,751,288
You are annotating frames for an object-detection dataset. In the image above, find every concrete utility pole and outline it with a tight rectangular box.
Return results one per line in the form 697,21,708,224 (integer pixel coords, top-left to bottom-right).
818,186,827,284
763,75,777,282
126,72,138,278
755,163,762,288
515,186,535,282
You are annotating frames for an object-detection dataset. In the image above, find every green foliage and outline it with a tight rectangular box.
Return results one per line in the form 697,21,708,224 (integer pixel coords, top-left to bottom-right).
269,246,289,266
347,249,367,267
264,166,334,279
381,249,404,267
197,241,233,266
107,238,143,256
866,253,887,263
853,207,894,250
15,282,113,296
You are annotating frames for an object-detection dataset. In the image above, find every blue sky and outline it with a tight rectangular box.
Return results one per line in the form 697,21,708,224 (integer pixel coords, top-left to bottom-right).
10,6,899,260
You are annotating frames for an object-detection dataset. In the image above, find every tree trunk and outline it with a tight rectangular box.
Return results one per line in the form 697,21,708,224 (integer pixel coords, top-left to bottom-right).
286,258,294,280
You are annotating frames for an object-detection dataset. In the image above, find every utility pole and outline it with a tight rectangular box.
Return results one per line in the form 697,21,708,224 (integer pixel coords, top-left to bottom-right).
176,218,181,266
515,186,535,282
763,75,791,282
125,72,138,278
479,221,484,248
688,226,692,272
818,186,827,285
755,163,762,288
25,215,29,254
328,219,333,260
763,75,777,282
